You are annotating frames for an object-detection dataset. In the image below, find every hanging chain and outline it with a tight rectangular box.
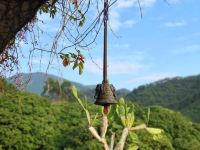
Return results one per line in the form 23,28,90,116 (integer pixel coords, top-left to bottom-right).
103,0,108,83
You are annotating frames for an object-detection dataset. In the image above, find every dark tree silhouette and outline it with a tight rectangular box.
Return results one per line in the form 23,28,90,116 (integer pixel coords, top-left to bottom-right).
0,0,46,53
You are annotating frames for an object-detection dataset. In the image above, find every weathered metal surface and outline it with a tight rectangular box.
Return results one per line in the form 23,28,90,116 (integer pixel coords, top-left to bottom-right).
94,82,117,106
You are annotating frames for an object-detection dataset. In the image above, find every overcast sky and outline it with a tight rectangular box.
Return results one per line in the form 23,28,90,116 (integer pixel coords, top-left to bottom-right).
19,0,200,90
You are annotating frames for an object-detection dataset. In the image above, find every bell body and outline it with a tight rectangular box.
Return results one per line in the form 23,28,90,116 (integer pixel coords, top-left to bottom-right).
94,82,117,106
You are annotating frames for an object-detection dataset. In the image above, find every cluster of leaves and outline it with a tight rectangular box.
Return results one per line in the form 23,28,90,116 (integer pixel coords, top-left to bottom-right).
72,86,173,150
60,50,84,75
39,0,57,18
108,99,169,150
126,75,200,123
39,0,89,75
39,0,87,36
70,9,86,27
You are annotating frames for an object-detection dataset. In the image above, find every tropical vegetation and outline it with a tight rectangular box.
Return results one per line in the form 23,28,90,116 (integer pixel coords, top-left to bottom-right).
0,77,200,149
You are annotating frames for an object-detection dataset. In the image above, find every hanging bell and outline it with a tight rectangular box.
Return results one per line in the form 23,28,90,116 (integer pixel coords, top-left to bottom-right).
94,0,117,106
94,82,117,106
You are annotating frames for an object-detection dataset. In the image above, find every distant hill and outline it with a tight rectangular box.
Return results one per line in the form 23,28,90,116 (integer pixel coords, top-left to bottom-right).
8,72,130,101
126,75,200,123
116,88,130,98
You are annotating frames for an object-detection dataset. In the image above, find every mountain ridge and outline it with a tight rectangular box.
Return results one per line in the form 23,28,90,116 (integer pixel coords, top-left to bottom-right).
126,74,200,122
8,72,130,101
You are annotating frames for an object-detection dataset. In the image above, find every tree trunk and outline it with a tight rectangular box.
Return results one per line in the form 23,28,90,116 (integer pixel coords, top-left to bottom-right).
0,0,46,54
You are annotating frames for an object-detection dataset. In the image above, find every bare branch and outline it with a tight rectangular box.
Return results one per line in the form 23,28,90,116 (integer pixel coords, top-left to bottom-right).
110,132,115,150
88,114,110,150
101,114,108,138
88,126,102,142
114,127,129,150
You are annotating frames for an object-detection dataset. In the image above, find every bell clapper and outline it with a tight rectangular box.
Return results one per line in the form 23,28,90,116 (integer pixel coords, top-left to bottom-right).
103,105,110,115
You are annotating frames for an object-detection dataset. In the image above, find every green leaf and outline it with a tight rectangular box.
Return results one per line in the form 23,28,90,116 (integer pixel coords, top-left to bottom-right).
72,85,91,125
112,122,123,129
79,20,84,27
73,62,78,70
91,113,98,126
79,62,83,69
120,116,126,127
70,53,77,58
119,98,125,105
153,134,163,141
146,127,163,134
129,132,138,142
116,105,125,116
78,63,84,75
77,50,81,55
127,145,138,150
127,112,134,128
70,15,77,21
85,110,91,125
72,86,78,99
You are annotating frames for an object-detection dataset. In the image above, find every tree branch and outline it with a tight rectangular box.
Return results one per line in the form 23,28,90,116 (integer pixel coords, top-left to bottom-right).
101,114,108,138
88,114,110,150
101,114,109,150
88,126,102,142
110,132,115,150
114,127,129,150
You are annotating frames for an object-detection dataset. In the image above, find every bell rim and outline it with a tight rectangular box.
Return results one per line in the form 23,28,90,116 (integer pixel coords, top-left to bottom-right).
94,99,118,106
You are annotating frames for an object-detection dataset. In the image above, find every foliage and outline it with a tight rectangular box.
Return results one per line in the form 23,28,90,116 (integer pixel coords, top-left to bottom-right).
72,86,177,150
0,88,101,149
0,79,200,149
126,75,200,122
60,50,84,75
0,77,16,92
147,106,200,150
0,91,58,149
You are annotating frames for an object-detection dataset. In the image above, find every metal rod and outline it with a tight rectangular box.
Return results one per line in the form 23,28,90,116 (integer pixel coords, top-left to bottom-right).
103,0,108,83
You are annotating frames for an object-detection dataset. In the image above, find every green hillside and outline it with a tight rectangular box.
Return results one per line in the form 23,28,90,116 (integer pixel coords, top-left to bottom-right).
1,77,200,149
126,75,200,123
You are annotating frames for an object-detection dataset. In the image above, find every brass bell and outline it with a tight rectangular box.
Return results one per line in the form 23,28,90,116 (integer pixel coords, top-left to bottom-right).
94,82,117,106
